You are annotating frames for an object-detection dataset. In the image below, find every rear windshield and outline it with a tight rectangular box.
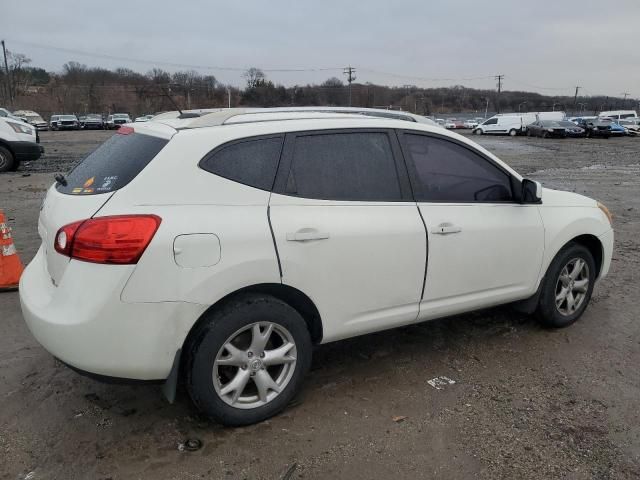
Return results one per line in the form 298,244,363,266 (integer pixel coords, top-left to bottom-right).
56,132,168,195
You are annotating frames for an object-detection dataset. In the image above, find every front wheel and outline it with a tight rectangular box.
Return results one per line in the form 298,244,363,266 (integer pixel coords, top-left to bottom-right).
509,129,518,137
186,294,312,426
473,128,483,135
536,243,596,328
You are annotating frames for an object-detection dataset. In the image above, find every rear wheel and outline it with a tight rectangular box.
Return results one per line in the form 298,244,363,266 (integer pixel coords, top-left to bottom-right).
536,243,596,328
186,294,312,426
0,146,15,172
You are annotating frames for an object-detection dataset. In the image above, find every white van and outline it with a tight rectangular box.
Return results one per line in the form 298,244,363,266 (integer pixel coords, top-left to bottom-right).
598,110,637,120
473,114,525,136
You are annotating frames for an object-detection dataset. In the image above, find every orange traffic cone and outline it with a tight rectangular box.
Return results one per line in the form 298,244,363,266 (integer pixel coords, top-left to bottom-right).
0,210,24,292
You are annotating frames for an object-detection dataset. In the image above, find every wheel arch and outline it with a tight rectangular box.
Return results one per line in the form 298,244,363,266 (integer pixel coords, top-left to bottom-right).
569,233,604,278
181,283,323,358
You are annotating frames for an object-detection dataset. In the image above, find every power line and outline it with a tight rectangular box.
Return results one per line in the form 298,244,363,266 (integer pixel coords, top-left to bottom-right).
495,74,504,113
6,39,343,73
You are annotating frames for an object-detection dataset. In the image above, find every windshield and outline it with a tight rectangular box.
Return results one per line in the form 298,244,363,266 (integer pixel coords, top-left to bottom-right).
60,115,77,120
557,121,576,127
113,114,129,118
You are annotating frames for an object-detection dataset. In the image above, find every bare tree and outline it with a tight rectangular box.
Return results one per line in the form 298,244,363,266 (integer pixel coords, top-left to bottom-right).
243,67,266,89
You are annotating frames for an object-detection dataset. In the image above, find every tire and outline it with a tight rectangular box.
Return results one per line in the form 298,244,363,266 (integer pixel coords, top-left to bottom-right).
186,293,312,426
508,129,517,137
0,145,15,173
527,129,532,137
536,243,596,328
473,128,483,135
542,131,548,139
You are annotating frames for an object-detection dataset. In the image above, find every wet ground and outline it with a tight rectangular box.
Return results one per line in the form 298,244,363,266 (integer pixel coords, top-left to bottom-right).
1,130,639,479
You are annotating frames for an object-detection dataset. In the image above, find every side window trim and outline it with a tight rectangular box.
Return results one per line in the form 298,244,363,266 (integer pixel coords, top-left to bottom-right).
198,133,285,192
273,128,413,202
397,129,517,204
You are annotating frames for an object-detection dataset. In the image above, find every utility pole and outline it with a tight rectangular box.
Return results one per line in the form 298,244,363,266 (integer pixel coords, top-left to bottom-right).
343,66,356,106
1,40,12,107
226,87,231,108
573,86,581,115
402,84,412,111
495,74,504,113
621,92,630,107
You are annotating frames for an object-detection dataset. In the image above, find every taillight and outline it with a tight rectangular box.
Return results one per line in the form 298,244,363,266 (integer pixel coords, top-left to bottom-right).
54,215,161,264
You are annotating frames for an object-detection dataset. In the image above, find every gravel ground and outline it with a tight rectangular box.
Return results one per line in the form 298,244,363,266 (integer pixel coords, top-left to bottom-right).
1,130,639,479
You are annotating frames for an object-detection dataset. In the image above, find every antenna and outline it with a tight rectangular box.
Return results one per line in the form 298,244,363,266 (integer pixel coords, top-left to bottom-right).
161,86,183,115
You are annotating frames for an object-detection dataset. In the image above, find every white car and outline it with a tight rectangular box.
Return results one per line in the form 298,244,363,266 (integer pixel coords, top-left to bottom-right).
105,113,132,129
13,110,48,131
20,109,614,426
0,116,43,171
135,114,155,123
444,119,457,129
463,119,479,129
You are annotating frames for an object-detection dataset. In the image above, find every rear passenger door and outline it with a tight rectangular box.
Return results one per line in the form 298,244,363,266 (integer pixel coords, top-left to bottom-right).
269,129,426,343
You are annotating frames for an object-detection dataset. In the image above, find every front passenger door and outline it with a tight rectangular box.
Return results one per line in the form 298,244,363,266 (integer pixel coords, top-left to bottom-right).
398,132,544,320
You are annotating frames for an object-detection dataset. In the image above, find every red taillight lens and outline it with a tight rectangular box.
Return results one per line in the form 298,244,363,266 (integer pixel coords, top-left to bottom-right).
117,126,134,135
54,215,161,264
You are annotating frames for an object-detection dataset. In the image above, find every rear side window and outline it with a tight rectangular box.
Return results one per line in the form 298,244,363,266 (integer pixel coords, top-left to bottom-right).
403,134,513,203
199,136,283,191
56,132,168,195
284,132,401,201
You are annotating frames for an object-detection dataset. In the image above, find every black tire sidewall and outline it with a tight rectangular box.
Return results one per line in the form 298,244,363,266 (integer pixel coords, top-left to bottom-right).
0,146,15,172
537,243,596,328
186,294,312,426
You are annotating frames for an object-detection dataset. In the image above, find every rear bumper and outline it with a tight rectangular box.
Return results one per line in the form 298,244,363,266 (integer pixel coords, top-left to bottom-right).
10,140,43,161
19,246,205,380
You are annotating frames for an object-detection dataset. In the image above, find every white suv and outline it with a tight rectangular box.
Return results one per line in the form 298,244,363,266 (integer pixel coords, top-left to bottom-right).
20,109,614,426
0,116,43,171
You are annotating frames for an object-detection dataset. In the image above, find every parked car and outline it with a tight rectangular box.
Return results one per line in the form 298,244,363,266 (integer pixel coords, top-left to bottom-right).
473,114,525,136
463,119,479,129
20,108,614,426
444,119,459,129
0,116,43,172
617,118,640,135
556,120,585,137
598,118,626,136
526,120,567,138
575,118,611,138
12,110,48,131
50,114,80,130
105,113,132,129
134,114,155,123
80,114,105,130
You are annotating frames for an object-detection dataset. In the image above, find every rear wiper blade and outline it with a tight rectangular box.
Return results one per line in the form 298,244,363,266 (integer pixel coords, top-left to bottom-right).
54,173,67,186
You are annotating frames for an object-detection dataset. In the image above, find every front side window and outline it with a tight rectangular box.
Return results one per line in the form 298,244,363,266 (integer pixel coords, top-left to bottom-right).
403,134,513,203
200,136,283,191
483,118,498,125
285,132,401,201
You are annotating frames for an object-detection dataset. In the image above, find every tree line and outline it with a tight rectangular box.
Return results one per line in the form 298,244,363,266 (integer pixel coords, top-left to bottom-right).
0,51,635,118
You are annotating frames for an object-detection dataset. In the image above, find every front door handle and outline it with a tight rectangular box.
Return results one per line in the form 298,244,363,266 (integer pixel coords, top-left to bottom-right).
431,223,462,235
286,229,330,242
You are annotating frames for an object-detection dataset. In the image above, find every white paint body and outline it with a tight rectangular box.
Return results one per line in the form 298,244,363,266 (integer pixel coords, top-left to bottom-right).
20,114,614,380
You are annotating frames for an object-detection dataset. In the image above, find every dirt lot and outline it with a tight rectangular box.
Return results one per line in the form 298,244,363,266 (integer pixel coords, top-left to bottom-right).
1,130,639,479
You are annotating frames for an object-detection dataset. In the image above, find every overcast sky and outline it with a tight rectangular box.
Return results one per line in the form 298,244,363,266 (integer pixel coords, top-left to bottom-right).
4,1,640,98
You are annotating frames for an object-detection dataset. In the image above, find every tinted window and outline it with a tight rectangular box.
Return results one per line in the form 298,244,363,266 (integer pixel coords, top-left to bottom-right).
56,132,168,195
404,134,513,202
483,118,498,125
200,136,283,191
285,132,401,201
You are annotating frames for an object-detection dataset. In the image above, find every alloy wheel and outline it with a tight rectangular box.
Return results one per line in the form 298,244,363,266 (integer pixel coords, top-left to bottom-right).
555,258,590,316
212,322,297,409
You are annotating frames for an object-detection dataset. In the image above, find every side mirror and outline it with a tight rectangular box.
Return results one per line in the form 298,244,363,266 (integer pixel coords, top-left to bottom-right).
521,179,542,204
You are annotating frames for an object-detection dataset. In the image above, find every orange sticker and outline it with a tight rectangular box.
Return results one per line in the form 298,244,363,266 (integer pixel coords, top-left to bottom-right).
83,188,94,193
83,177,95,188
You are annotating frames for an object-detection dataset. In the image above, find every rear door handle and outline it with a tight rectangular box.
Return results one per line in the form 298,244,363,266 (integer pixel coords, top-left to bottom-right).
431,223,462,235
286,229,330,242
